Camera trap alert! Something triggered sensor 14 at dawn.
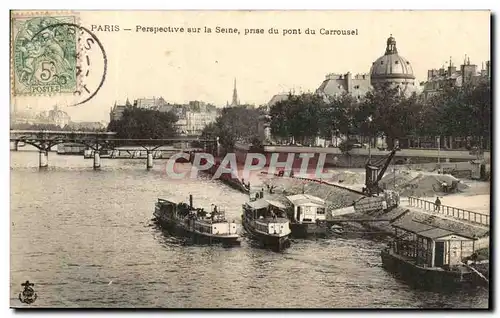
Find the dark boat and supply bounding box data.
[242,198,291,251]
[57,143,86,155]
[381,209,489,289]
[154,195,241,245]
[189,155,250,194]
[381,247,476,288]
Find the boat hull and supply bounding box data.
[381,249,474,289]
[290,221,327,238]
[242,216,290,251]
[154,215,240,246]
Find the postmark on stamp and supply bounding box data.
[12,13,79,96]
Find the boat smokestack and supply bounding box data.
[189,194,193,209]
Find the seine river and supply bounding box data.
[10,150,489,308]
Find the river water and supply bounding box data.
[10,151,489,308]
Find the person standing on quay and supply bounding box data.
[434,197,441,212]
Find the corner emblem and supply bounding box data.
[18,280,37,304]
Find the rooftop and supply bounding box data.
[286,194,325,206]
[391,209,490,239]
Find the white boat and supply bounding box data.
[242,198,292,251]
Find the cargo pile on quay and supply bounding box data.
[380,171,470,197]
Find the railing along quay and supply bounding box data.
[408,197,489,226]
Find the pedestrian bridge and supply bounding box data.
[10,130,214,142]
[10,130,218,169]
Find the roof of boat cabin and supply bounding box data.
[246,198,287,210]
[416,227,456,240]
[286,194,325,207]
[391,210,489,240]
[157,198,177,205]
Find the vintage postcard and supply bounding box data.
[10,10,491,309]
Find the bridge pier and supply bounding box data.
[147,152,153,169]
[93,151,101,170]
[39,150,48,168]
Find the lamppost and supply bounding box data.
[393,167,397,188]
[437,135,441,172]
[367,116,373,161]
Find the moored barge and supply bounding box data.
[381,209,490,289]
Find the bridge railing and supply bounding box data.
[407,197,489,226]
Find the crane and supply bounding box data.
[363,146,400,196]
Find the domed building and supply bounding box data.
[370,35,417,95]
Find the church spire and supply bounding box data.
[231,78,239,106]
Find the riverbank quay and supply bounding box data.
[233,143,490,169]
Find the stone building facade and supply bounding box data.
[316,72,371,101]
[421,58,490,101]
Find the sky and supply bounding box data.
[11,10,491,122]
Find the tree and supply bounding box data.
[355,83,423,148]
[270,93,326,144]
[467,80,491,149]
[420,79,491,149]
[200,106,262,151]
[107,106,178,139]
[320,93,358,140]
[338,139,354,154]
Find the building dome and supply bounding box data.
[370,35,415,90]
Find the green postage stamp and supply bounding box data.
[11,13,78,96]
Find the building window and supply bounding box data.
[395,60,399,64]
[381,61,384,65]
